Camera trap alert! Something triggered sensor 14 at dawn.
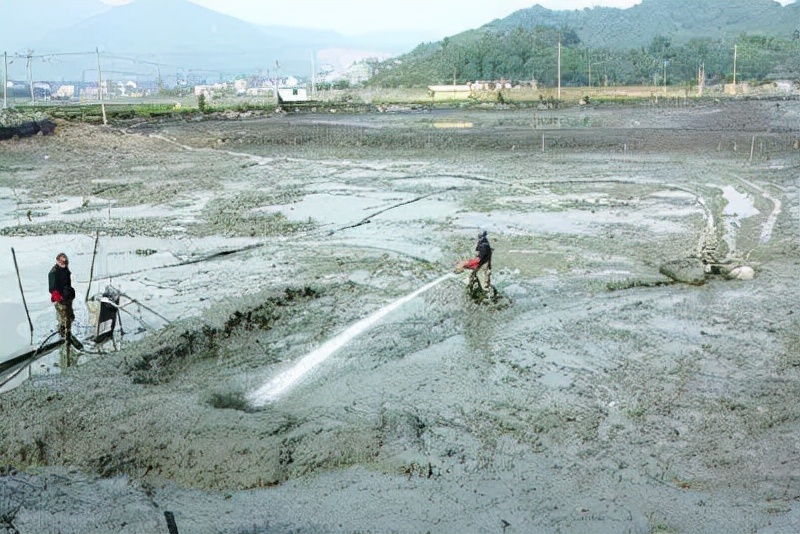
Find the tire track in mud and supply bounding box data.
[495,176,719,260]
[508,174,782,263]
[734,176,783,245]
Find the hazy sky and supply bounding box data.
[102,0,795,38]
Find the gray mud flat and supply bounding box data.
[1,100,799,533]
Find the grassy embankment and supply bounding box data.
[2,84,772,125]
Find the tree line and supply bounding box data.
[366,26,800,89]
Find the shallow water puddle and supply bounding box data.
[455,206,691,237]
[721,185,759,252]
[255,193,395,225]
[0,233,258,360]
[722,185,759,218]
[0,192,17,222]
[259,191,462,226]
[0,193,212,231]
[432,122,474,129]
[539,371,573,389]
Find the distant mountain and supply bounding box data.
[17,0,311,82]
[0,0,433,84]
[0,0,110,53]
[4,0,797,86]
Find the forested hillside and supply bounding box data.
[367,0,800,88]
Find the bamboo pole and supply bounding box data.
[85,230,100,302]
[11,247,34,345]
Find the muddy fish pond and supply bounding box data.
[0,99,798,533]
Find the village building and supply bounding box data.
[427,85,472,101]
[277,86,309,103]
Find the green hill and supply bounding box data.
[368,0,800,88]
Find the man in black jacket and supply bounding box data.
[48,252,76,339]
[455,231,493,292]
[472,230,493,290]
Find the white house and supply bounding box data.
[278,86,308,102]
[55,85,75,99]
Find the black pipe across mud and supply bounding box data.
[0,100,798,533]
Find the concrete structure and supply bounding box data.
[767,80,794,93]
[194,82,229,99]
[277,86,308,103]
[245,87,273,97]
[724,82,751,95]
[428,85,471,101]
[55,85,75,99]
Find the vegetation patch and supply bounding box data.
[199,192,316,238]
[606,279,672,291]
[0,217,181,238]
[206,390,250,412]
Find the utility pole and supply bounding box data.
[310,49,316,100]
[26,51,34,104]
[587,48,591,88]
[96,47,107,125]
[663,60,667,95]
[698,62,705,97]
[275,60,281,105]
[557,39,561,100]
[732,44,738,92]
[3,51,7,109]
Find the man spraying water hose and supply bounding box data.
[455,230,493,292]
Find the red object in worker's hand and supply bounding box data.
[51,290,62,303]
[454,257,481,273]
[462,257,480,270]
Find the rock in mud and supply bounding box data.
[659,258,707,285]
[726,265,756,280]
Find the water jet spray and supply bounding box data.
[247,273,455,406]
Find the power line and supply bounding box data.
[9,51,95,60]
[102,54,181,69]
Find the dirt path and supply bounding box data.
[1,100,798,533]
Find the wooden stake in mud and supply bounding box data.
[85,230,100,302]
[64,317,72,365]
[11,247,34,344]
